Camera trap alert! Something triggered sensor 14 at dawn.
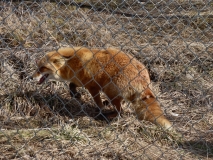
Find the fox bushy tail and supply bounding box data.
[133,95,172,129]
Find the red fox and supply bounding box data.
[32,47,172,129]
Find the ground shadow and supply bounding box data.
[0,90,113,126]
[181,140,213,158]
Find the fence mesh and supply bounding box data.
[0,0,212,159]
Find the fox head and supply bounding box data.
[32,51,68,84]
[32,47,90,84]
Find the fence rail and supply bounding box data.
[0,0,212,159]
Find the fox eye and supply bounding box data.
[53,59,60,64]
[39,66,48,72]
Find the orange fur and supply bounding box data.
[32,47,172,129]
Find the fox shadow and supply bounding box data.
[181,140,213,158]
[24,92,97,118]
[19,90,111,122]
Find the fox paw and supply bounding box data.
[94,109,122,122]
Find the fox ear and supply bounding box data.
[61,55,71,58]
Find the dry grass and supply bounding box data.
[0,1,212,159]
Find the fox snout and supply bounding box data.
[31,66,51,84]
[32,71,49,84]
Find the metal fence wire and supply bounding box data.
[0,0,212,159]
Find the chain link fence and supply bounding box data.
[0,0,212,159]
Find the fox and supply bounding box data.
[32,47,172,130]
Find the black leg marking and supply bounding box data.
[69,83,81,99]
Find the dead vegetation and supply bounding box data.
[0,0,212,159]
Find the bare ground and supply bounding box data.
[0,1,212,159]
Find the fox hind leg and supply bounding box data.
[103,98,123,119]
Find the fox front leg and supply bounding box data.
[69,82,81,99]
